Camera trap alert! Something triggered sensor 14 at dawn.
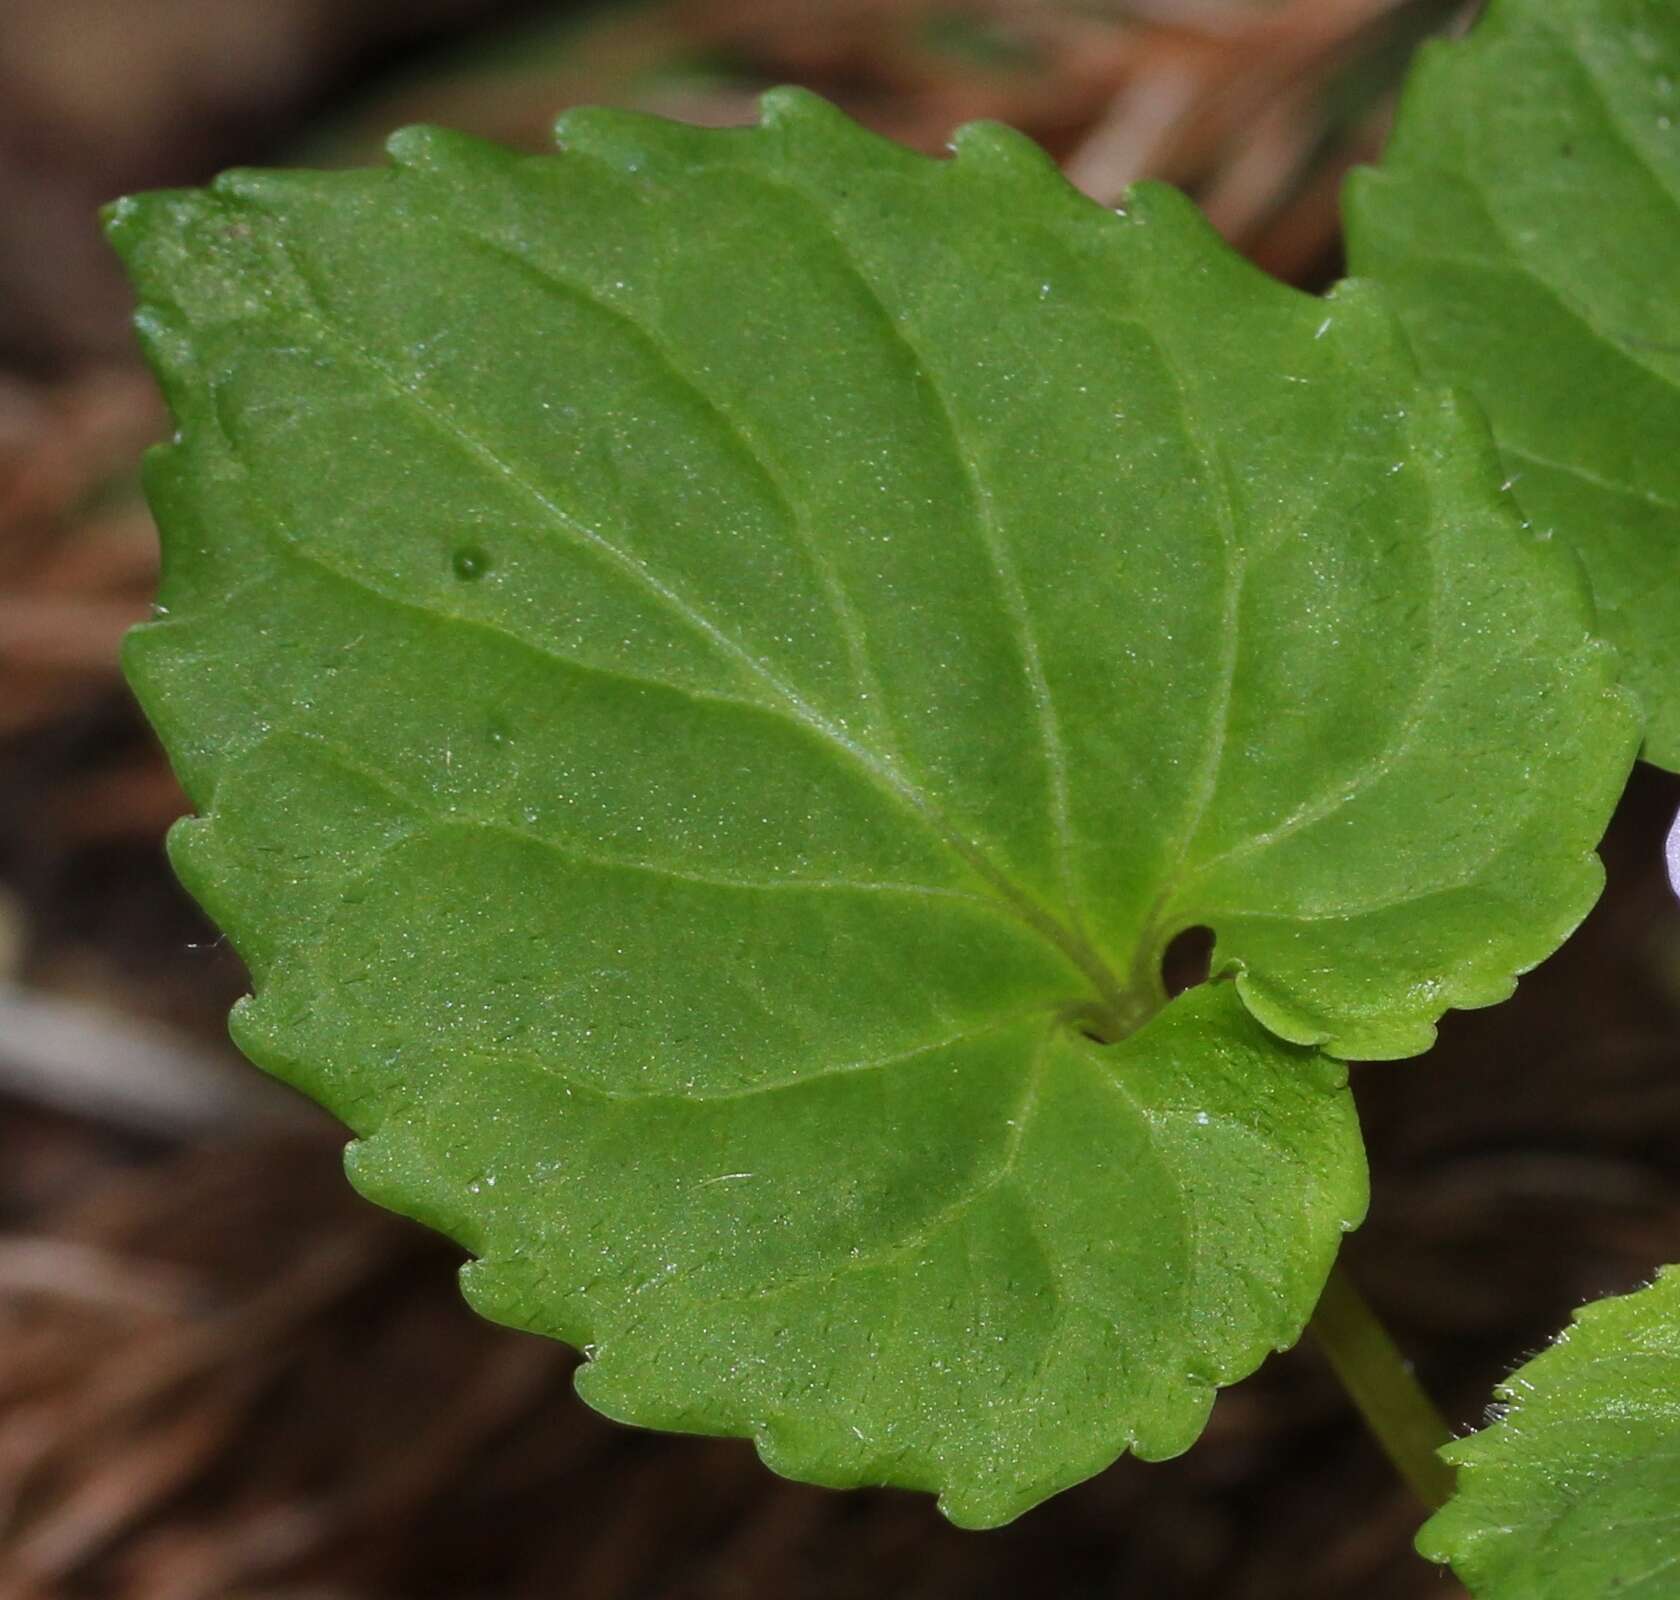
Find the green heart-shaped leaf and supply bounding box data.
[1348,0,1680,769]
[1420,1268,1680,1597]
[108,92,1635,1524]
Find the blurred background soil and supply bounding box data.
[2,2,1677,1596]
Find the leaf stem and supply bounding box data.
[1309,1261,1457,1513]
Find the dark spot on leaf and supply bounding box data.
[453,544,492,581]
[1161,925,1214,999]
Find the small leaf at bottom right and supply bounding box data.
[1420,1266,1680,1598]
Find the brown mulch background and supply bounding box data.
[3,3,1677,1596]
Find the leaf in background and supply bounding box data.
[107,91,1634,1524]
[1419,1267,1680,1596]
[1346,0,1680,770]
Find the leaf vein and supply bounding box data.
[728,167,1082,927]
[442,221,902,755]
[1504,442,1680,519]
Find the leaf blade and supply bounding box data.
[1347,0,1680,769]
[1419,1268,1680,1597]
[110,92,1635,1522]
